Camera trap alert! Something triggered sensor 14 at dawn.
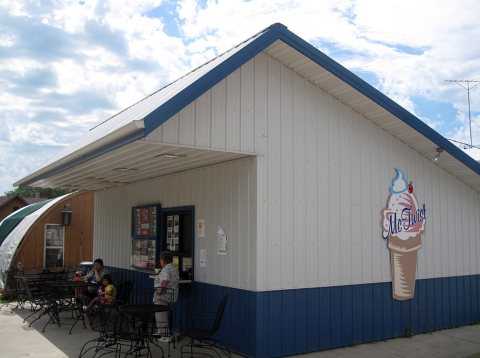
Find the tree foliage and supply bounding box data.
[3,187,73,199]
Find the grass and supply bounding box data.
[350,339,361,347]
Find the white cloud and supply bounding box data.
[1,0,480,195]
[450,112,480,147]
[170,0,480,114]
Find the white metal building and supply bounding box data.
[14,24,480,357]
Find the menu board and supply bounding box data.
[131,239,156,268]
[132,205,158,237]
[166,215,180,251]
[131,204,160,269]
[174,215,179,251]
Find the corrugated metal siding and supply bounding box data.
[144,50,480,292]
[93,157,257,291]
[252,54,480,291]
[257,275,480,358]
[145,60,258,154]
[101,269,480,358]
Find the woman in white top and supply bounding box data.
[153,251,179,343]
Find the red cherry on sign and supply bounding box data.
[408,182,413,194]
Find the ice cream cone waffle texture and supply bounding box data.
[388,234,421,300]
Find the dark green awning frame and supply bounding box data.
[0,199,53,247]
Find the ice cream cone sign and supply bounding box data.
[382,169,426,300]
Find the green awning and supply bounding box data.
[0,199,53,246]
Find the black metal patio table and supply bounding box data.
[52,280,100,334]
[121,304,171,358]
[14,274,63,303]
[14,273,60,281]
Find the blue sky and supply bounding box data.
[1,0,479,195]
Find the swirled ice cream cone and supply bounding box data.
[382,169,426,301]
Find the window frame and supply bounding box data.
[44,224,65,268]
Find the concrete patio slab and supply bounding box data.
[2,302,480,358]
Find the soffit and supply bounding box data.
[27,142,255,192]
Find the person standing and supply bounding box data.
[153,251,179,343]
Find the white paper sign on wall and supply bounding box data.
[200,249,207,267]
[217,226,227,255]
[198,220,205,238]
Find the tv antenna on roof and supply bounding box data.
[444,79,480,148]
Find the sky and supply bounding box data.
[1,0,479,195]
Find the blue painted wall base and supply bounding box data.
[106,266,480,358]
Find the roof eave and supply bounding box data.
[13,120,145,188]
[0,195,29,209]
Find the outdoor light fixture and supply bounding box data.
[433,147,444,162]
[62,205,72,226]
[96,181,124,186]
[155,153,186,159]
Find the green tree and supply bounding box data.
[3,187,73,199]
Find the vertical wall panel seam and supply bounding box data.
[192,98,197,148]
[279,63,284,289]
[224,79,228,150]
[302,76,307,289]
[208,88,212,148]
[239,67,243,153]
[265,55,269,290]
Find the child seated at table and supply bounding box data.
[84,274,117,312]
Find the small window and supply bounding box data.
[13,206,19,212]
[45,224,65,268]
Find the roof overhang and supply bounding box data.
[23,141,256,191]
[14,120,145,188]
[13,23,480,192]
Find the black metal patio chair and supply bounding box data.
[115,279,135,306]
[64,264,76,278]
[80,302,135,358]
[0,269,26,312]
[144,287,176,356]
[20,278,61,332]
[109,272,124,286]
[177,294,231,358]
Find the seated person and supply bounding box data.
[84,274,117,312]
[76,258,109,305]
[153,251,179,343]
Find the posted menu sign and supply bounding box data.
[131,239,156,268]
[131,204,160,269]
[132,205,158,237]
